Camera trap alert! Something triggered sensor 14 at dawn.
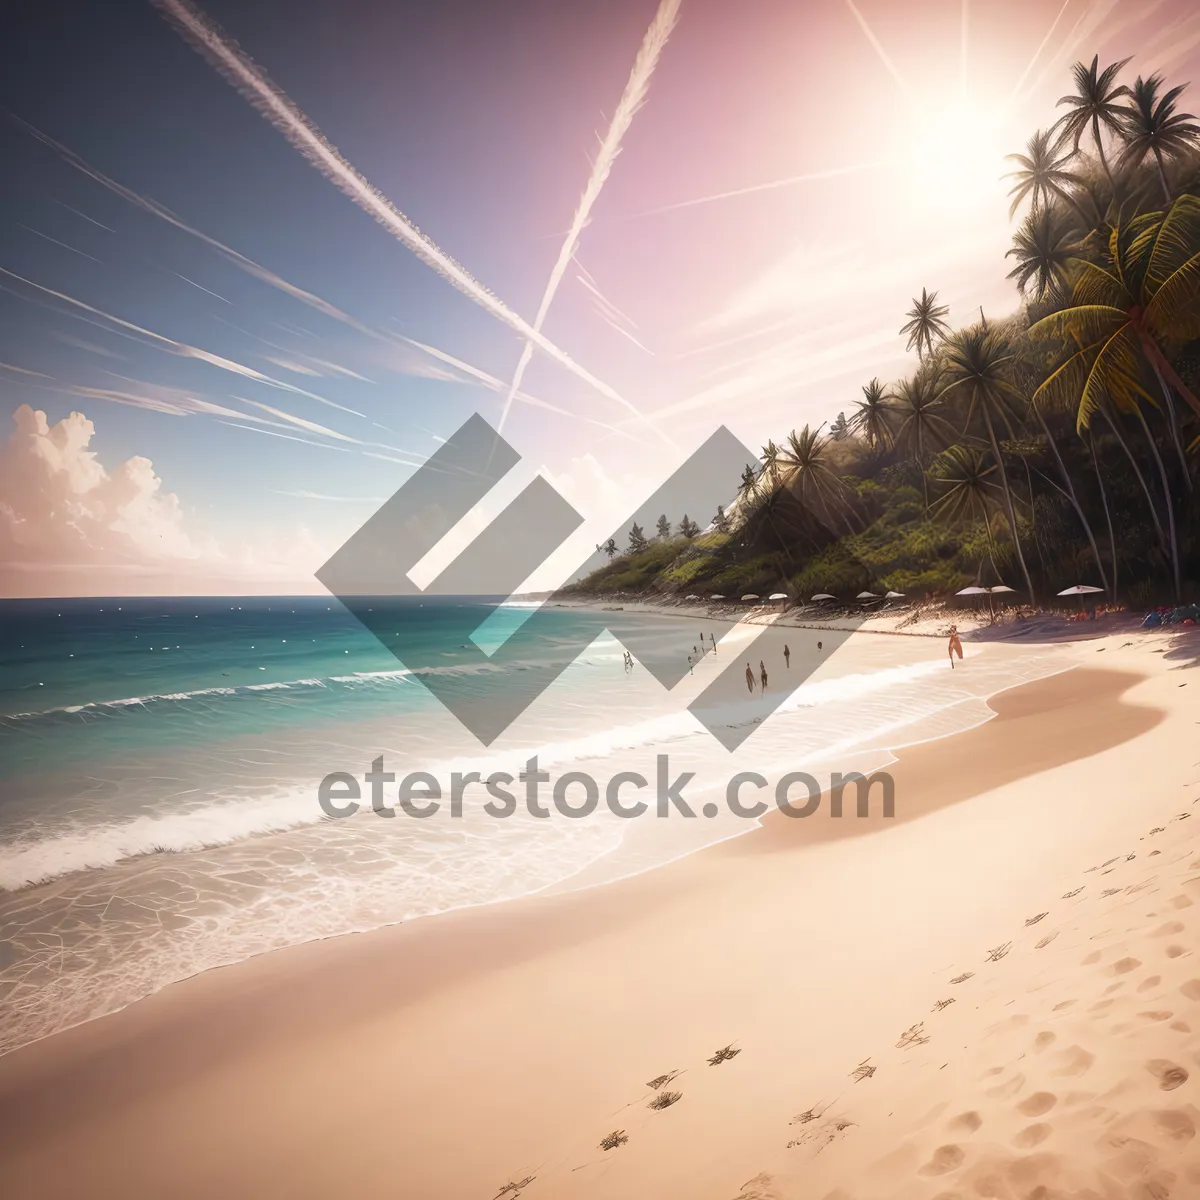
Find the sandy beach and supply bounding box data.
[1,626,1197,1199]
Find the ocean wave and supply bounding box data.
[0,787,328,892]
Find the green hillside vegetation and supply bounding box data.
[568,56,1200,608]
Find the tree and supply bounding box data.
[713,504,731,533]
[1005,129,1091,225]
[1116,73,1200,202]
[1030,199,1200,599]
[603,537,618,559]
[778,425,857,535]
[627,523,648,554]
[900,288,951,360]
[1006,207,1078,302]
[677,514,700,538]
[939,323,1037,600]
[1051,55,1130,184]
[829,411,850,440]
[850,377,895,449]
[1030,196,1200,449]
[892,367,956,505]
[930,444,1004,582]
[655,514,672,540]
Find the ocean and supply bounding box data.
[0,596,1071,1056]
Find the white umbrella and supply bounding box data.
[956,586,988,595]
[884,590,906,599]
[741,593,761,602]
[810,593,837,602]
[710,594,726,600]
[856,591,880,600]
[768,592,788,601]
[1058,583,1104,615]
[684,594,700,600]
[988,585,1017,594]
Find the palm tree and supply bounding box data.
[1051,55,1130,184]
[1006,207,1078,302]
[1030,196,1200,455]
[929,444,1004,583]
[778,425,857,536]
[938,324,1037,600]
[892,367,956,505]
[1116,74,1200,202]
[1005,129,1092,226]
[899,288,951,360]
[849,377,895,449]
[758,439,784,497]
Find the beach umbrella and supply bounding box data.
[884,590,906,599]
[741,593,761,602]
[710,594,726,600]
[956,586,988,595]
[988,585,1017,594]
[856,591,880,600]
[810,593,837,602]
[1057,583,1104,615]
[768,592,788,601]
[684,594,699,600]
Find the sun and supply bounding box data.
[900,96,1013,220]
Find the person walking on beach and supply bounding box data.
[783,644,791,669]
[759,660,769,692]
[817,640,823,651]
[745,661,755,693]
[687,653,694,675]
[947,624,963,669]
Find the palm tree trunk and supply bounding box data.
[1129,403,1183,601]
[1033,406,1108,590]
[981,406,1036,601]
[1101,406,1168,551]
[1092,116,1115,186]
[1145,356,1194,489]
[1088,433,1118,601]
[1153,148,1172,203]
[1141,334,1200,421]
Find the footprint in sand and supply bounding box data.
[1166,945,1189,958]
[1049,1045,1095,1077]
[1146,1059,1190,1090]
[1170,893,1194,909]
[1017,1091,1057,1117]
[1179,979,1200,1001]
[1032,1031,1056,1052]
[946,1110,983,1134]
[1012,1122,1053,1148]
[1111,956,1142,975]
[1138,974,1163,992]
[917,1143,965,1176]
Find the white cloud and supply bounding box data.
[0,405,325,596]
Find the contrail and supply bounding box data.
[843,0,917,104]
[0,266,363,417]
[17,224,101,263]
[637,160,888,215]
[152,0,646,425]
[575,266,639,330]
[1008,0,1072,106]
[497,0,681,433]
[9,113,609,431]
[403,337,634,439]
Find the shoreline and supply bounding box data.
[2,630,1194,1198]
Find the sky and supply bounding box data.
[2,0,1200,597]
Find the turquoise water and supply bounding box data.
[0,595,1072,1056]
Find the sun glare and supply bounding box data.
[901,97,1010,218]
